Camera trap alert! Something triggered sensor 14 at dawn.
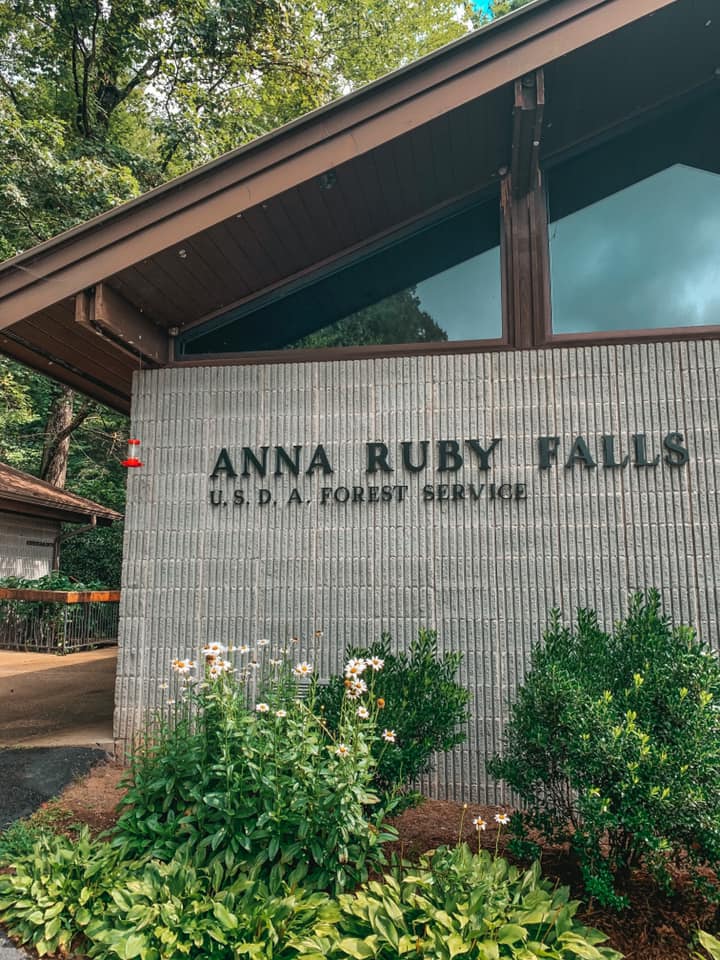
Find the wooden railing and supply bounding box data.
[0,588,120,653]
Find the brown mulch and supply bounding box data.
[10,763,720,959]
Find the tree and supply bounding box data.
[291,289,448,349]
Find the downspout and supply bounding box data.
[52,514,97,571]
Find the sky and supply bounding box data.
[550,164,720,333]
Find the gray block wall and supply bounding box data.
[0,513,58,580]
[117,340,720,801]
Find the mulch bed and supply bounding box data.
[7,762,720,959]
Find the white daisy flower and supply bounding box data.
[255,702,270,713]
[293,662,313,677]
[367,656,384,671]
[202,642,226,657]
[275,709,287,718]
[494,812,510,826]
[473,817,487,831]
[336,743,350,758]
[239,644,250,655]
[344,657,367,678]
[171,658,195,675]
[382,728,396,743]
[258,638,270,647]
[357,706,370,719]
[269,658,283,666]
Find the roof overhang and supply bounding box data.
[0,0,716,411]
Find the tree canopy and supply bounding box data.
[0,0,532,586]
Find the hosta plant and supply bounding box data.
[292,844,622,959]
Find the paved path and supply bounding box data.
[0,930,28,959]
[0,648,116,748]
[0,746,107,829]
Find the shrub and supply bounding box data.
[292,844,622,959]
[315,629,469,806]
[113,645,396,895]
[489,591,720,909]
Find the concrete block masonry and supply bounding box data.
[116,340,720,802]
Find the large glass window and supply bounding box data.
[549,97,720,336]
[179,198,501,356]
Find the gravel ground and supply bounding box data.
[0,929,28,959]
[0,746,108,830]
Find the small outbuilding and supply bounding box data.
[0,462,122,579]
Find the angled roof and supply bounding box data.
[0,0,714,410]
[0,462,123,526]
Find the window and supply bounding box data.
[178,198,501,356]
[548,98,720,336]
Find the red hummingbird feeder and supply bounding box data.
[122,438,143,468]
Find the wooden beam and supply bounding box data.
[501,172,551,349]
[74,283,168,363]
[511,69,544,198]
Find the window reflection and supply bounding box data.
[550,163,720,334]
[290,244,501,349]
[180,199,501,356]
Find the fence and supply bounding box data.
[0,588,120,654]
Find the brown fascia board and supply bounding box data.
[0,0,677,330]
[0,498,119,526]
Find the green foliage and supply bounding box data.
[290,289,449,349]
[293,844,622,959]
[490,591,720,909]
[59,524,125,589]
[0,357,127,587]
[0,828,121,956]
[315,630,469,806]
[83,860,338,960]
[0,829,337,959]
[0,816,62,863]
[0,100,141,261]
[113,652,396,896]
[0,571,107,590]
[488,0,535,18]
[696,931,720,960]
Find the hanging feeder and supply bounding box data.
[122,438,143,468]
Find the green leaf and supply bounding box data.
[212,902,238,929]
[497,924,529,945]
[122,933,146,959]
[698,931,720,960]
[337,938,376,958]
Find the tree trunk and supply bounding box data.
[40,387,74,487]
[40,386,92,487]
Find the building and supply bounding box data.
[0,0,717,798]
[0,462,122,579]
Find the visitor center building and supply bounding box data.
[0,0,718,799]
